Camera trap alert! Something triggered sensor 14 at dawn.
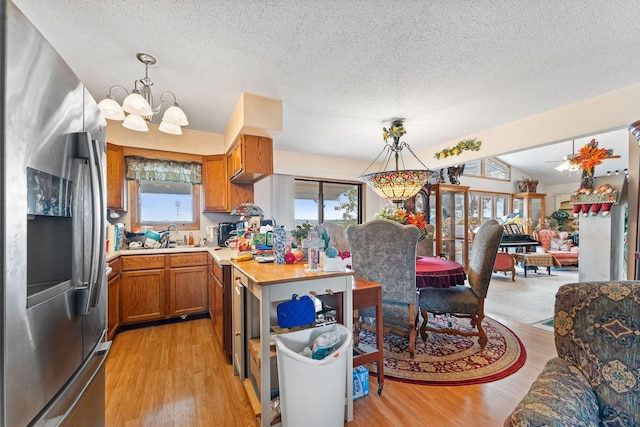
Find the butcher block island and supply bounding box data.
[229,259,355,426]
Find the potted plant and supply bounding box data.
[550,209,570,230]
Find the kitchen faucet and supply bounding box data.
[167,224,179,245]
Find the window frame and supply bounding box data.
[294,178,363,226]
[464,158,511,181]
[129,180,201,231]
[123,147,203,232]
[468,190,511,225]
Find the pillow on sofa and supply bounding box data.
[550,238,571,251]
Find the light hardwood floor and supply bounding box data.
[106,316,555,427]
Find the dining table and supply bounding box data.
[415,256,467,289]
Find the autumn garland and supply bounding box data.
[434,138,482,159]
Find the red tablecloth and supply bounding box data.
[415,256,466,289]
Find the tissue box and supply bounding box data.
[322,257,345,272]
[353,366,369,400]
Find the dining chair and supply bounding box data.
[418,219,503,348]
[347,218,421,357]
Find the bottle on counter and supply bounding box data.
[188,233,194,246]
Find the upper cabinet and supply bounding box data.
[106,143,126,211]
[203,154,253,212]
[227,135,273,183]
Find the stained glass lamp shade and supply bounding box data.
[359,120,430,205]
[360,169,431,204]
[230,202,265,217]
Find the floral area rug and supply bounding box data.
[356,315,526,386]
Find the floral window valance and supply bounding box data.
[125,156,202,184]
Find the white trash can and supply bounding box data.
[273,323,352,427]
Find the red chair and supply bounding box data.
[493,252,515,281]
[534,229,579,266]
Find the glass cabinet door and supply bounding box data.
[430,184,469,270]
[512,192,546,235]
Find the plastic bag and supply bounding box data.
[310,330,341,360]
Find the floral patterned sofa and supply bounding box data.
[534,228,579,266]
[504,281,640,427]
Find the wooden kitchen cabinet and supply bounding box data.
[106,142,126,211]
[208,255,215,325]
[203,154,253,212]
[107,258,121,340]
[120,268,166,324]
[209,253,232,361]
[169,266,208,316]
[168,253,208,316]
[227,134,273,183]
[120,254,166,324]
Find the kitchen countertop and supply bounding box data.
[230,259,354,285]
[106,246,237,265]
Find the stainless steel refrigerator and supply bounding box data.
[1,1,110,426]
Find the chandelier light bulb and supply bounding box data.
[162,104,189,126]
[159,120,182,135]
[97,97,125,120]
[122,113,149,132]
[122,91,152,116]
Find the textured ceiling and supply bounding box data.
[11,0,639,184]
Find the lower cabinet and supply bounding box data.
[107,258,121,340]
[118,252,208,327]
[169,266,208,316]
[210,254,232,361]
[120,268,166,324]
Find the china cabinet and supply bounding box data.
[429,184,469,270]
[512,192,546,235]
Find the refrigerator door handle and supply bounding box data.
[76,132,104,314]
[30,341,111,427]
[89,137,107,309]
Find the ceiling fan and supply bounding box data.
[550,140,580,172]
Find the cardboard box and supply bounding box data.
[248,338,278,393]
[353,366,369,400]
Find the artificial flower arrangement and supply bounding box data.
[375,206,433,239]
[382,123,406,141]
[434,138,482,159]
[574,139,611,175]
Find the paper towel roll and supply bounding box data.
[107,224,116,254]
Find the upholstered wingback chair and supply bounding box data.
[534,228,579,266]
[347,219,420,356]
[505,281,640,427]
[419,220,503,348]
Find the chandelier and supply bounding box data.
[97,52,188,135]
[358,119,430,205]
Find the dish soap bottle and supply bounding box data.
[188,233,194,246]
